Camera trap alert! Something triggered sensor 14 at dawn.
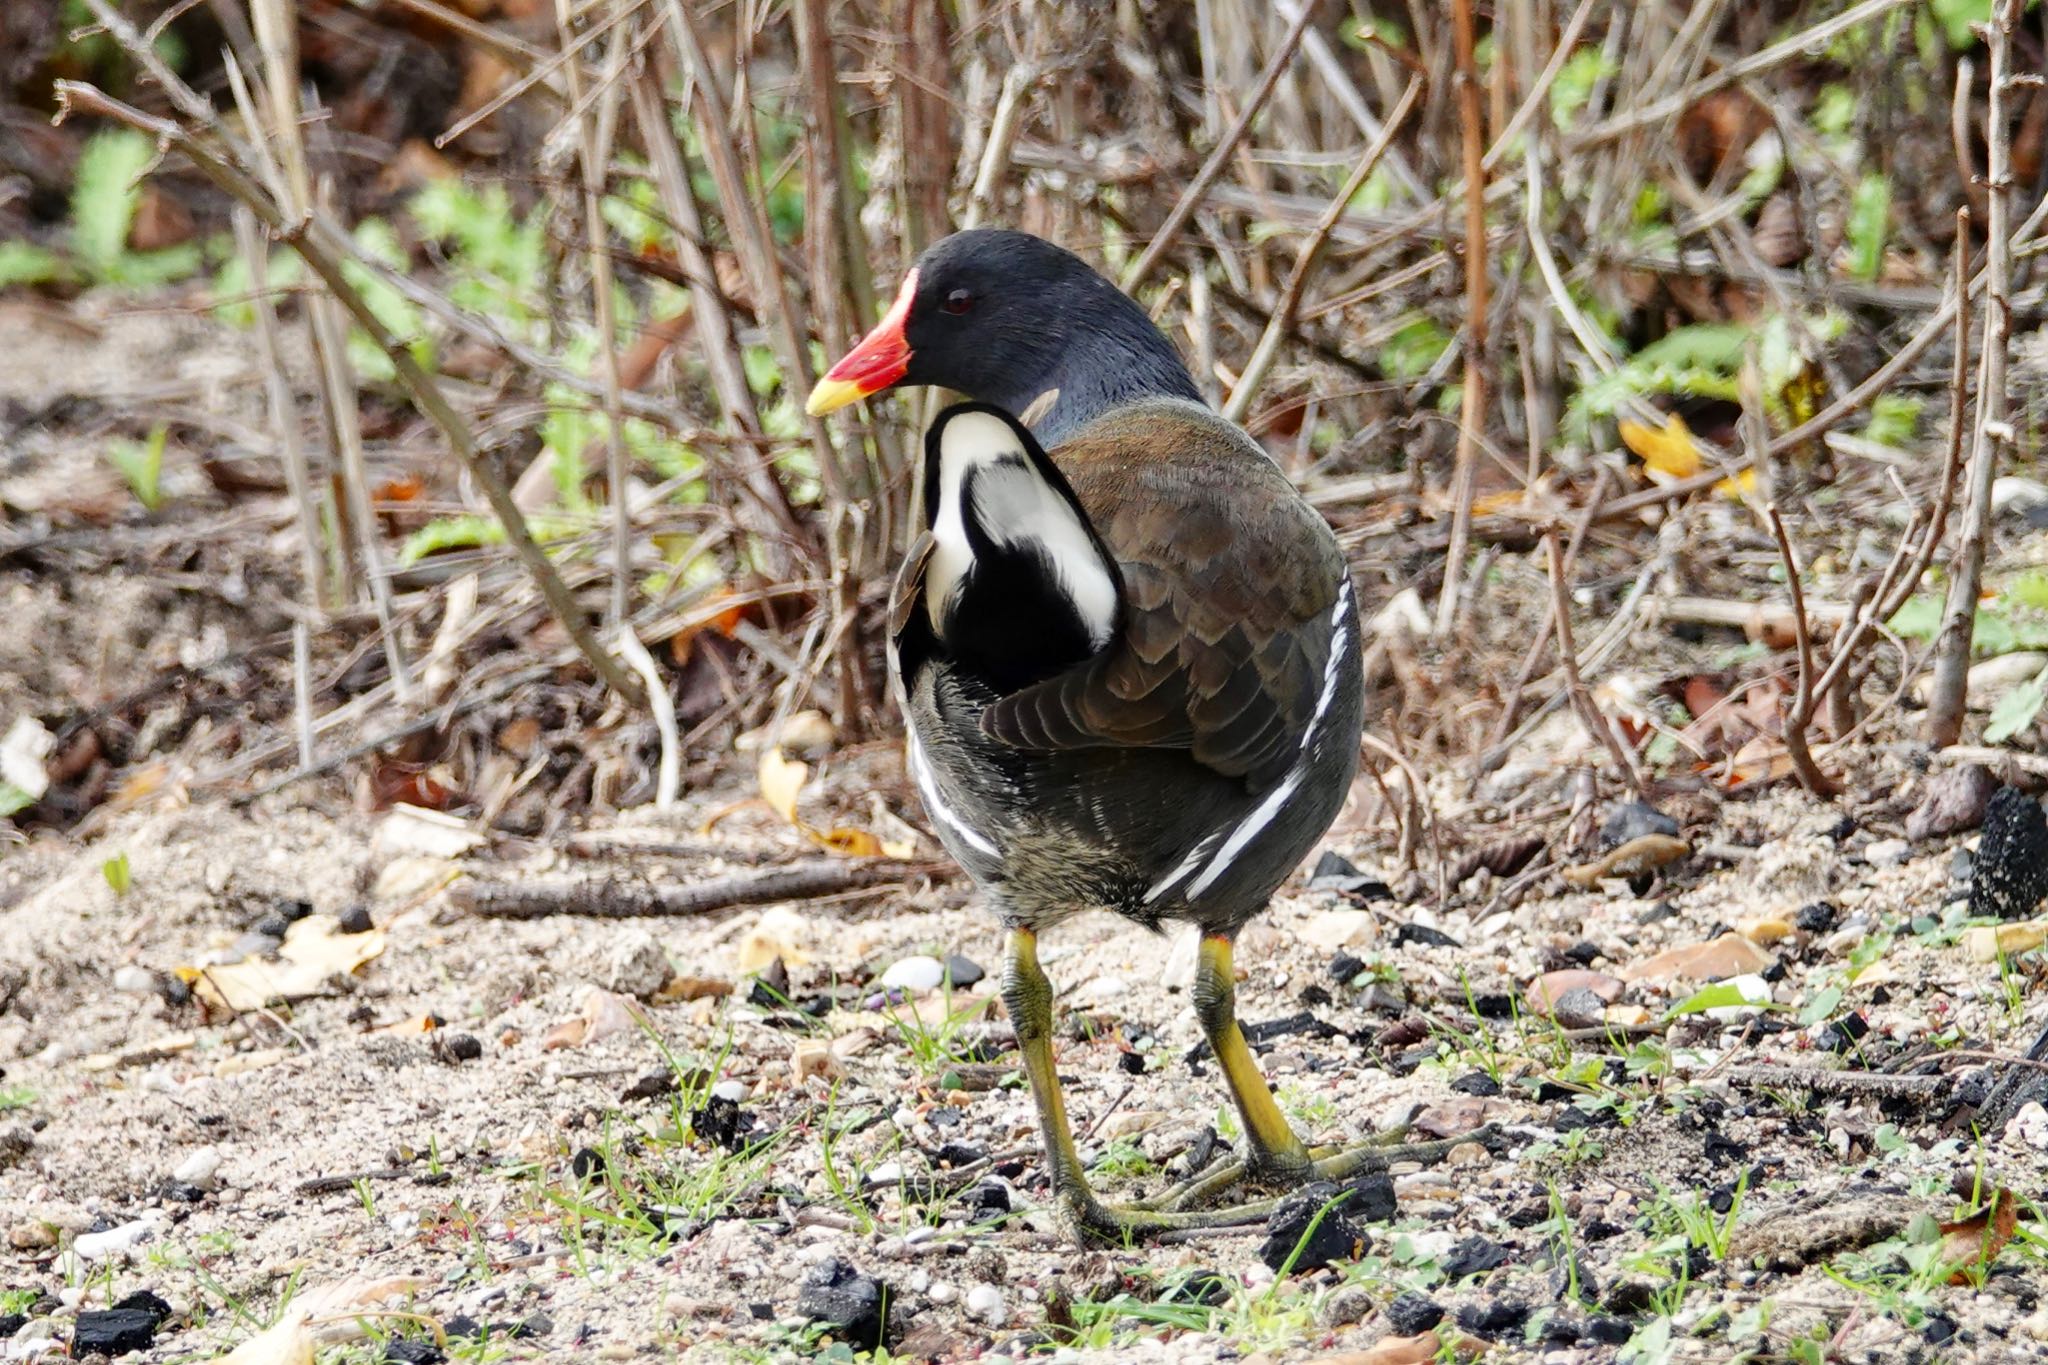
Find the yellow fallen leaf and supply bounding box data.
[202,1311,313,1365]
[814,826,883,857]
[1620,414,1703,479]
[189,916,387,1013]
[758,746,808,825]
[1716,466,1759,500]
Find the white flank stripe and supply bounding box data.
[907,730,1000,859]
[1148,577,1355,904]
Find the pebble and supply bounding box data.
[606,930,673,1001]
[943,954,985,989]
[710,1080,749,1103]
[112,966,156,995]
[7,1221,54,1250]
[2006,1101,2048,1152]
[1301,909,1379,951]
[73,1216,157,1262]
[929,1281,957,1305]
[1823,920,1871,956]
[965,1284,1008,1328]
[797,1257,889,1352]
[880,956,946,993]
[172,1147,222,1190]
[1443,1141,1490,1167]
[1862,837,1911,867]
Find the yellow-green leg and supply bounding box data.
[1190,933,1313,1181]
[1137,932,1495,1213]
[1001,928,1283,1241]
[1001,927,1489,1239]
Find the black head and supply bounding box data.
[808,228,1201,444]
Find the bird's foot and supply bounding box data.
[1134,1124,1497,1214]
[1052,1188,1277,1245]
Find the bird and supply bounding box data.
[807,228,1438,1242]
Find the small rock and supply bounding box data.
[1440,1234,1509,1279]
[2006,1101,2048,1152]
[1794,901,1837,932]
[112,966,156,995]
[440,1033,482,1062]
[172,1148,221,1190]
[1393,922,1461,949]
[1600,801,1680,848]
[1348,1173,1398,1223]
[1259,1182,1371,1273]
[1443,1141,1489,1167]
[881,956,947,993]
[792,1040,843,1084]
[1861,837,1911,867]
[1822,918,1871,956]
[1737,917,1793,945]
[1816,1012,1871,1055]
[797,1257,890,1351]
[74,1216,156,1261]
[1908,763,1999,840]
[8,1220,55,1249]
[1972,787,2048,920]
[72,1308,159,1356]
[606,930,673,1001]
[964,1284,1008,1328]
[1383,1291,1446,1335]
[942,955,985,989]
[0,1313,24,1338]
[1302,909,1380,952]
[1525,970,1624,1017]
[0,1125,33,1171]
[335,904,375,935]
[962,1180,1010,1219]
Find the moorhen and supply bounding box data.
[809,229,1447,1241]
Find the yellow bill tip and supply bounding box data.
[805,376,866,417]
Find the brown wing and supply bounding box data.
[977,402,1348,793]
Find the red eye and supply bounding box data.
[942,289,973,315]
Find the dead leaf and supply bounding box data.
[542,988,645,1051]
[654,975,733,1003]
[814,826,884,857]
[1621,414,1704,480]
[1561,834,1689,886]
[187,917,387,1012]
[1621,932,1773,984]
[1317,1329,1489,1363]
[298,1275,430,1339]
[1965,921,2048,962]
[202,1312,314,1365]
[1939,1190,2018,1282]
[758,746,809,825]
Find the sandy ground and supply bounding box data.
[3,762,2047,1365]
[6,300,2048,1365]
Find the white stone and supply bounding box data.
[2006,1101,2048,1152]
[880,956,946,992]
[172,1147,221,1189]
[965,1284,1008,1328]
[73,1215,157,1261]
[1862,838,1911,867]
[606,930,673,1001]
[929,1281,958,1305]
[112,966,155,995]
[710,1080,749,1103]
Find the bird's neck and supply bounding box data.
[989,296,1203,447]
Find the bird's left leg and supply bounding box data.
[1140,931,1489,1213]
